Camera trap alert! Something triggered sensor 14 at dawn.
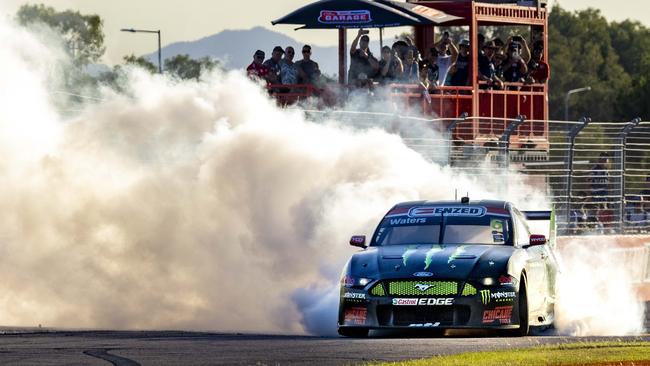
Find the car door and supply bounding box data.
[513,210,546,313]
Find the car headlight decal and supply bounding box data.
[461,282,477,296]
[370,283,386,296]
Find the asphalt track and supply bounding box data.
[0,329,648,365]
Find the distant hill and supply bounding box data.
[144,26,380,77]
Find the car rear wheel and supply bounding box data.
[338,327,369,338]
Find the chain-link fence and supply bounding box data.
[304,110,649,237]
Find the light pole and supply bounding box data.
[564,86,591,121]
[121,28,162,73]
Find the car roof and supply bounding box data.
[392,199,511,210]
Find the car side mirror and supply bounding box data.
[528,234,546,246]
[350,235,367,248]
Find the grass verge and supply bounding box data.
[374,341,650,366]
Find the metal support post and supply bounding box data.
[499,115,525,170]
[618,117,642,233]
[564,117,590,224]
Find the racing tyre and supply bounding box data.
[338,327,369,338]
[514,276,529,336]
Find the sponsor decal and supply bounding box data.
[408,206,486,218]
[389,217,426,225]
[480,290,490,305]
[480,290,516,305]
[392,298,454,306]
[402,245,418,266]
[447,245,467,264]
[344,307,367,325]
[498,275,517,286]
[342,276,355,287]
[491,291,516,300]
[318,10,372,24]
[415,283,434,292]
[409,322,440,327]
[482,306,513,324]
[343,292,366,300]
[490,219,504,231]
[424,245,443,270]
[413,271,433,277]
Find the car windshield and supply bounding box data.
[373,207,511,246]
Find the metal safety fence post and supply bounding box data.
[564,117,590,224]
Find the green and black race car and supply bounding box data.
[338,198,557,337]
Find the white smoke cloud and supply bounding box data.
[554,238,646,336]
[0,14,643,337]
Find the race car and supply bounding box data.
[338,198,557,337]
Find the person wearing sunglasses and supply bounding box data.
[280,46,299,86]
[295,45,321,86]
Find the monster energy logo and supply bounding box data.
[480,290,490,305]
[447,245,467,264]
[424,245,443,270]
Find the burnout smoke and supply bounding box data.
[554,238,646,336]
[0,16,643,337]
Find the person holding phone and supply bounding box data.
[432,31,458,86]
[349,28,379,85]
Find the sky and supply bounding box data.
[1,0,649,65]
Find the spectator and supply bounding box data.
[641,175,650,200]
[478,41,503,89]
[526,43,550,84]
[263,46,284,83]
[589,153,610,202]
[377,45,403,85]
[349,29,379,85]
[597,202,614,233]
[295,45,322,86]
[279,46,299,86]
[478,33,485,55]
[449,39,471,86]
[502,42,528,83]
[433,32,458,86]
[569,192,588,233]
[504,35,531,63]
[392,40,409,62]
[403,36,421,62]
[422,48,440,88]
[401,48,419,83]
[625,196,645,229]
[246,50,270,81]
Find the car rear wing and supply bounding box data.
[522,211,551,220]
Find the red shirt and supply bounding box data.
[528,60,550,83]
[246,62,269,80]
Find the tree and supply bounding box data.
[163,54,219,80]
[123,54,158,74]
[16,4,105,65]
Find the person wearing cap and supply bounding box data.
[449,39,472,86]
[503,41,528,83]
[526,42,550,84]
[478,41,503,89]
[349,29,379,85]
[246,50,270,81]
[263,46,285,83]
[432,31,458,86]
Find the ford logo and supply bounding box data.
[413,272,433,277]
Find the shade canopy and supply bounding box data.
[271,0,460,29]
